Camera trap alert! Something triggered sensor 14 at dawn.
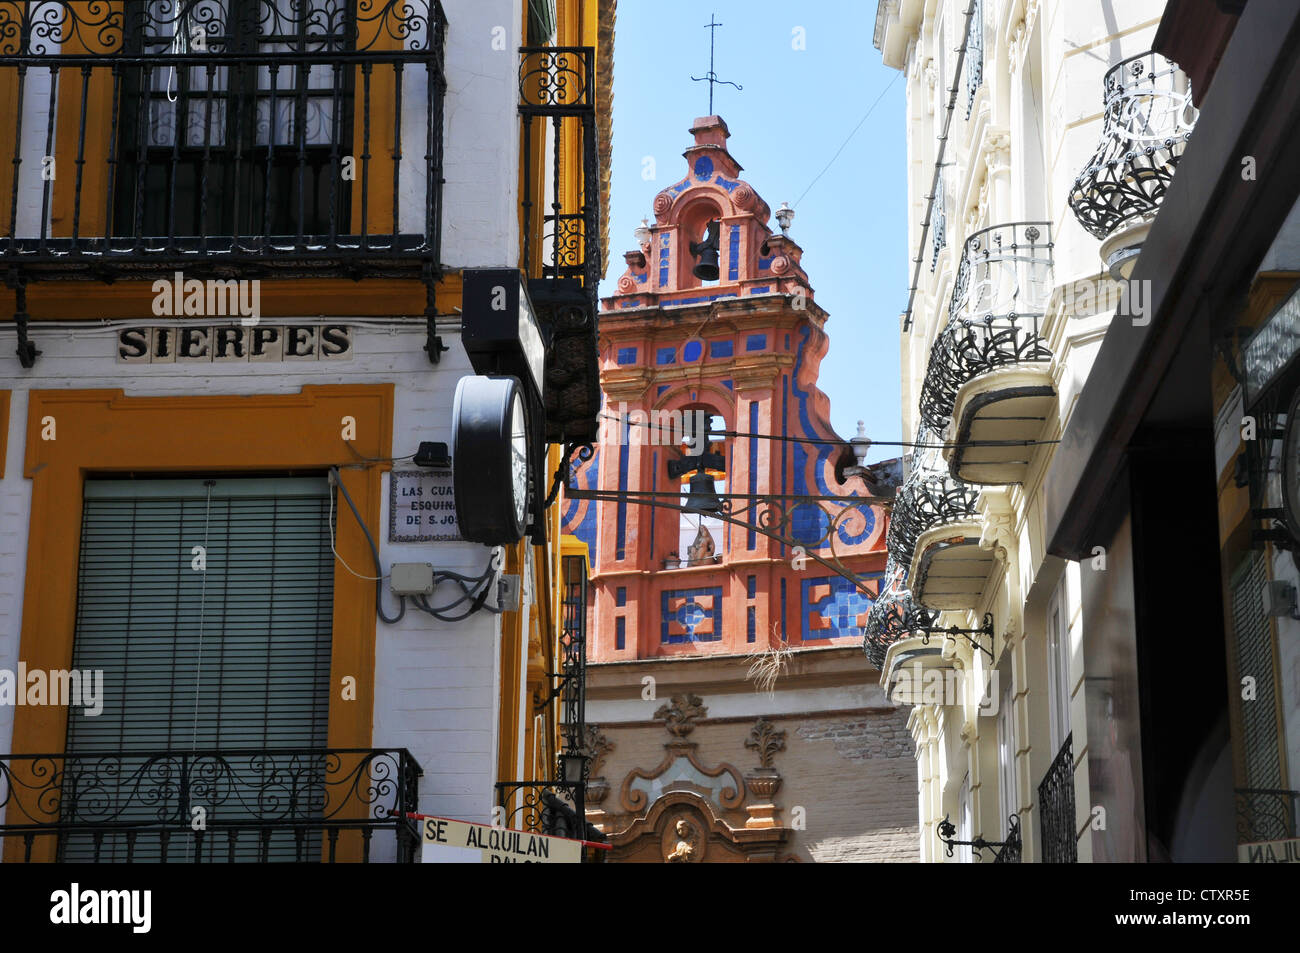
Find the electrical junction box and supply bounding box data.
[497,574,521,612]
[390,562,434,596]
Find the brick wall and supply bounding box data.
[590,703,919,863]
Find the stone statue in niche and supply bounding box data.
[686,523,716,566]
[665,817,701,862]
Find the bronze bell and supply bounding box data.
[682,471,722,514]
[689,219,721,281]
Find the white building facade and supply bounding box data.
[870,0,1190,862]
[0,0,614,862]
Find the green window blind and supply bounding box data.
[61,477,335,861]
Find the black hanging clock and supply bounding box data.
[452,375,531,545]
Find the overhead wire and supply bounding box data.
[596,412,1060,452]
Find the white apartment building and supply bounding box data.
[869,0,1194,862]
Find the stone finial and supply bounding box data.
[655,693,708,738]
[744,717,787,769]
[689,115,730,147]
[581,724,614,778]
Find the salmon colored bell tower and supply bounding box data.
[562,116,890,662]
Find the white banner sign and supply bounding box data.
[419,815,583,864]
[1238,838,1300,863]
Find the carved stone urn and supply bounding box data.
[744,768,783,830]
[745,768,783,800]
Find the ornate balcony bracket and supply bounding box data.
[925,614,994,661]
[4,270,39,368]
[864,580,993,666]
[937,812,1021,863]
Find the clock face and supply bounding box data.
[510,393,529,531]
[451,375,532,545]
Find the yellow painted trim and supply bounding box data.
[496,540,526,786]
[0,273,462,320]
[351,13,400,237]
[6,384,391,862]
[51,1,121,239]
[0,7,21,242]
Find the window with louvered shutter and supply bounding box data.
[60,477,334,861]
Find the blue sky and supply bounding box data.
[603,0,908,464]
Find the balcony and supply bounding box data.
[0,0,447,364]
[919,222,1054,485]
[863,558,923,670]
[519,46,602,443]
[886,434,984,611]
[494,551,605,858]
[0,747,423,862]
[1235,788,1299,847]
[1069,51,1196,278]
[1038,734,1077,863]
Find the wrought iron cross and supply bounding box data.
[691,14,742,114]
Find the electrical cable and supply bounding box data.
[328,474,384,581]
[330,466,405,624]
[793,72,901,209]
[332,465,505,624]
[411,557,501,622]
[344,444,421,465]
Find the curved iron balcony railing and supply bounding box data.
[1069,51,1197,240]
[884,431,980,570]
[864,558,929,669]
[0,747,424,863]
[918,222,1054,435]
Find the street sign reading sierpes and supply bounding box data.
[419,815,583,864]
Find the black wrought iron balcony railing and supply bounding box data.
[0,747,423,862]
[1038,734,1077,863]
[919,222,1054,435]
[1069,51,1196,241]
[490,552,604,858]
[495,780,602,843]
[519,46,602,444]
[1,0,447,277]
[863,558,927,669]
[1235,787,1299,845]
[557,551,588,774]
[885,433,980,570]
